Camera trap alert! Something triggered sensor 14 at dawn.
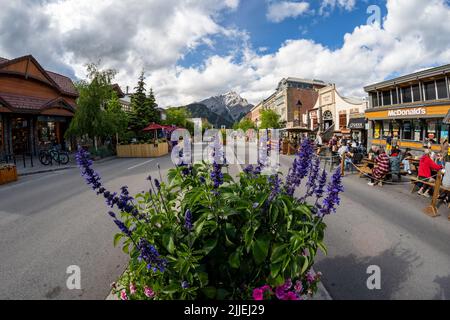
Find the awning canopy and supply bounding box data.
[348,118,366,130]
[143,123,165,131]
[443,110,450,124]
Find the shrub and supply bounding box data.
[76,139,343,300]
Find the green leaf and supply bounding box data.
[270,262,282,278]
[202,238,218,255]
[229,249,241,269]
[301,255,309,274]
[202,287,217,299]
[162,233,175,254]
[252,236,270,265]
[197,272,209,287]
[317,241,328,255]
[271,244,288,264]
[113,233,123,247]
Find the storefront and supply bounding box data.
[366,104,450,151]
[0,55,78,157]
[348,117,367,145]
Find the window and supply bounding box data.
[374,121,382,139]
[371,92,379,107]
[403,121,412,140]
[382,120,391,138]
[401,86,412,103]
[426,120,438,144]
[0,115,3,152]
[339,113,347,129]
[436,79,448,99]
[412,84,421,102]
[413,120,423,141]
[424,81,436,100]
[382,91,391,106]
[392,89,398,105]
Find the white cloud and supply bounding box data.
[0,0,450,109]
[319,0,357,16]
[266,1,310,23]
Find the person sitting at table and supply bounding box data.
[368,147,390,187]
[417,148,443,198]
[401,149,413,175]
[390,146,402,182]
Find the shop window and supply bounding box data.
[401,86,412,103]
[424,81,436,100]
[440,124,449,143]
[413,120,422,142]
[426,120,438,144]
[382,120,390,139]
[374,121,382,139]
[392,89,398,105]
[436,79,448,99]
[412,84,421,102]
[402,121,412,140]
[382,91,391,106]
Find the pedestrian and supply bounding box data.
[416,149,443,198]
[440,138,449,162]
[386,132,393,154]
[314,134,323,155]
[368,147,390,187]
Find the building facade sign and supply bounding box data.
[387,108,426,118]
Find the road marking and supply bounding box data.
[127,159,155,170]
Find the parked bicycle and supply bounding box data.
[39,147,70,166]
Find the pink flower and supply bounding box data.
[144,287,155,298]
[261,285,273,293]
[253,289,264,301]
[120,290,128,301]
[284,292,300,300]
[294,281,303,294]
[306,272,315,283]
[129,283,137,295]
[275,286,286,300]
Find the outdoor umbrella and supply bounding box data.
[143,123,165,141]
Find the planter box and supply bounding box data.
[117,143,169,158]
[0,165,18,185]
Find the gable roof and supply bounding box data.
[0,55,78,97]
[0,92,75,114]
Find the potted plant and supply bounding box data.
[76,139,343,300]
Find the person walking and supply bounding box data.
[416,149,443,198]
[368,147,390,186]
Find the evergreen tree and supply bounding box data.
[129,72,160,134]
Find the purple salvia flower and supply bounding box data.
[285,139,314,196]
[137,239,167,273]
[319,168,344,217]
[210,163,224,189]
[315,169,328,200]
[268,174,281,201]
[305,157,321,198]
[184,209,193,232]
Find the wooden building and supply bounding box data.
[0,55,78,157]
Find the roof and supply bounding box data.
[0,92,75,113]
[0,55,78,97]
[112,84,125,98]
[364,64,450,92]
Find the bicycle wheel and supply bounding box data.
[50,150,59,163]
[59,152,70,165]
[39,152,51,166]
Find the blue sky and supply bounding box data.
[180,0,388,68]
[1,0,449,106]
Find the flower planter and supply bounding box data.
[117,143,169,158]
[0,165,18,185]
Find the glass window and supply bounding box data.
[382,91,391,106]
[436,79,448,99]
[413,120,422,141]
[382,120,391,138]
[401,86,412,103]
[412,84,421,102]
[374,121,382,139]
[392,89,398,105]
[440,123,449,143]
[426,120,438,144]
[403,121,412,140]
[371,93,379,107]
[424,81,436,100]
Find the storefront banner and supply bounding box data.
[387,108,426,117]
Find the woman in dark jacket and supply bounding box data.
[390,146,402,182]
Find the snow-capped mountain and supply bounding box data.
[198,91,254,124]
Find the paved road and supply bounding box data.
[279,155,450,300]
[0,156,176,300]
[2,148,449,300]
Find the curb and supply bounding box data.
[18,166,77,177]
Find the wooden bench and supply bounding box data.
[409,172,450,219]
